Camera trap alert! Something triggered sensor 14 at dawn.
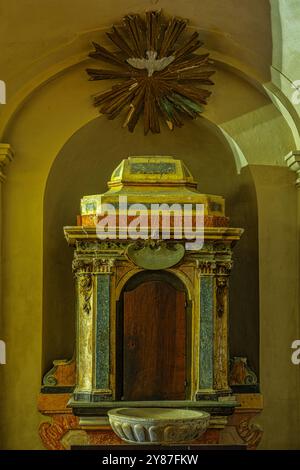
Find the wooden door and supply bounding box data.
[123,279,186,401]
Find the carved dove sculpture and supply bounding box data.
[127,50,175,77]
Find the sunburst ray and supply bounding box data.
[86,11,214,134]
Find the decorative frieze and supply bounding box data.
[76,240,126,254]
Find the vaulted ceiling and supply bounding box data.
[0,0,272,87]
[0,0,299,141]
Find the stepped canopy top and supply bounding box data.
[79,156,228,226]
[108,156,196,188]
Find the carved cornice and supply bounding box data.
[76,240,126,254]
[285,150,300,187]
[0,143,14,183]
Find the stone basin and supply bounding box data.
[108,408,210,444]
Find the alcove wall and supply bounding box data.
[43,115,259,379]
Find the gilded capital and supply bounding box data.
[0,143,14,183]
[72,258,93,276]
[93,257,115,274]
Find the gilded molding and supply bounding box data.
[0,143,14,183]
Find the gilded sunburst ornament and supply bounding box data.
[86,11,215,134]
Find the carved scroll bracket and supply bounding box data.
[236,416,263,450]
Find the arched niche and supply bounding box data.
[43,114,259,380]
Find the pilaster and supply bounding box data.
[0,144,13,335]
[93,257,115,401]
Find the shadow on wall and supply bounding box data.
[43,115,259,380]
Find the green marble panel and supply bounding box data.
[130,162,176,174]
[95,274,110,390]
[200,276,214,389]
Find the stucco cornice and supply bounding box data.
[285,150,300,187]
[0,143,14,183]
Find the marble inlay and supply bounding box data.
[95,274,110,389]
[200,276,214,388]
[130,162,176,174]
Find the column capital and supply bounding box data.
[285,150,300,187]
[0,143,14,183]
[93,257,115,274]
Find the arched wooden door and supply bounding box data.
[121,276,187,401]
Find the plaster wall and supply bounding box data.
[0,59,298,449]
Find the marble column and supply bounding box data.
[195,247,233,400]
[72,258,94,401]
